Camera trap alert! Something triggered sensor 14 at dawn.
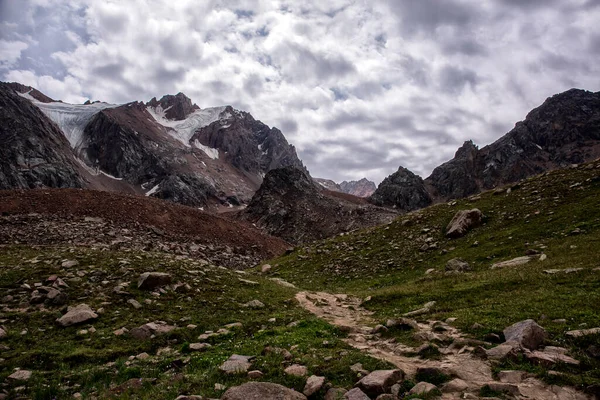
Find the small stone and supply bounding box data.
[222,382,306,400]
[498,370,527,384]
[445,258,471,272]
[137,272,172,290]
[62,260,79,268]
[356,369,404,397]
[136,352,150,360]
[0,327,6,339]
[446,209,483,238]
[56,304,98,327]
[114,327,128,336]
[187,324,197,329]
[219,354,254,375]
[247,370,264,379]
[244,299,265,309]
[189,343,211,351]
[285,364,308,377]
[127,299,142,309]
[344,388,370,400]
[261,264,272,273]
[566,327,600,338]
[8,370,32,381]
[325,388,347,400]
[215,383,227,391]
[304,375,326,397]
[491,256,536,269]
[409,381,437,395]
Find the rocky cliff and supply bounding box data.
[240,166,397,244]
[2,82,306,209]
[340,178,377,197]
[374,88,600,209]
[0,83,83,190]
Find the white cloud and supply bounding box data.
[2,0,600,184]
[0,40,29,68]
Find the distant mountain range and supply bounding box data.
[313,177,376,197]
[0,82,305,210]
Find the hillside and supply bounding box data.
[266,159,600,397]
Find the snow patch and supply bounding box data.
[145,184,160,196]
[18,93,119,148]
[193,140,219,160]
[147,105,227,146]
[75,158,122,180]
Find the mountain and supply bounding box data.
[373,88,600,210]
[239,166,398,244]
[1,82,305,209]
[313,177,376,197]
[339,178,377,197]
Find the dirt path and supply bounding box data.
[296,291,591,400]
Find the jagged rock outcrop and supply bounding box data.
[313,178,341,192]
[426,89,600,200]
[370,166,432,211]
[340,178,377,197]
[4,82,56,103]
[146,93,199,120]
[0,83,83,190]
[191,107,306,176]
[374,88,600,210]
[240,166,397,244]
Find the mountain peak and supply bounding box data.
[146,92,199,120]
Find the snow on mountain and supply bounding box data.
[17,92,118,148]
[193,139,219,160]
[147,105,227,146]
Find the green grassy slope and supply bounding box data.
[266,160,600,388]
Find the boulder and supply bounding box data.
[344,388,371,400]
[0,327,6,339]
[356,369,405,397]
[189,343,211,351]
[137,272,172,290]
[446,209,483,238]
[303,375,326,397]
[222,382,306,400]
[219,354,254,375]
[409,381,437,395]
[56,304,98,327]
[498,370,526,384]
[503,319,547,350]
[442,378,469,393]
[445,258,471,272]
[485,342,520,361]
[386,318,418,330]
[285,364,308,377]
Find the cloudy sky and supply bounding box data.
[1,0,600,183]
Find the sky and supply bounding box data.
[1,0,600,184]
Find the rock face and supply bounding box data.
[146,93,199,121]
[370,167,432,211]
[0,82,83,190]
[373,89,600,211]
[445,209,483,238]
[221,382,307,400]
[503,319,548,350]
[2,81,306,209]
[427,89,600,200]
[240,166,398,244]
[56,304,98,327]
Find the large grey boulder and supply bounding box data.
[219,354,254,375]
[137,272,172,290]
[503,319,547,350]
[56,304,98,327]
[446,209,483,238]
[409,381,438,395]
[303,375,326,397]
[221,382,306,400]
[344,388,370,400]
[356,369,405,397]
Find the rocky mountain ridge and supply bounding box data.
[1,82,305,210]
[372,88,600,211]
[313,177,376,197]
[240,166,397,244]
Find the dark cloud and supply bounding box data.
[439,65,481,94]
[385,0,478,35]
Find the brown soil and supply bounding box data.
[322,189,369,205]
[0,188,289,259]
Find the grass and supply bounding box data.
[265,160,600,390]
[0,246,392,399]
